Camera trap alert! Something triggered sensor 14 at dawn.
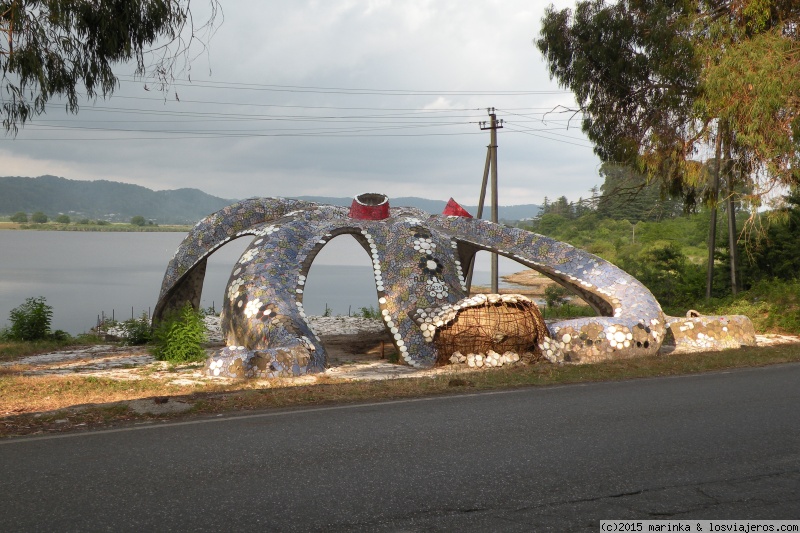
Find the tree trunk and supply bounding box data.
[724,136,739,295]
[706,129,723,300]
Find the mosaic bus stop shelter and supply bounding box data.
[154,193,756,378]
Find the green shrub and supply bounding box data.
[700,278,800,334]
[51,330,71,341]
[55,214,70,224]
[10,211,28,223]
[544,285,569,308]
[7,297,53,341]
[31,211,48,223]
[151,303,207,362]
[7,296,53,341]
[542,303,596,319]
[121,313,153,346]
[357,305,381,319]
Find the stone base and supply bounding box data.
[666,314,757,351]
[206,344,319,378]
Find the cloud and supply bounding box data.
[0,0,599,206]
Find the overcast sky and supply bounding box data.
[0,0,602,206]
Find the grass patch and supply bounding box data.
[692,278,800,334]
[2,343,799,438]
[0,374,203,416]
[0,334,105,362]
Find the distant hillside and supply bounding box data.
[0,176,235,224]
[297,196,540,222]
[0,176,540,225]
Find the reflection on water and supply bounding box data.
[0,231,523,334]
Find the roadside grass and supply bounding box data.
[2,343,799,438]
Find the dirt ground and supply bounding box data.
[321,330,397,365]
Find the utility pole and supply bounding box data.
[479,108,503,293]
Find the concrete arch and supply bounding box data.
[156,195,755,377]
[153,197,316,322]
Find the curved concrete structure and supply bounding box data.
[154,195,755,378]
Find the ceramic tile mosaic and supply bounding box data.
[154,194,757,377]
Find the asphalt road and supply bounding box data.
[2,364,799,532]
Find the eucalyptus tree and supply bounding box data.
[536,0,800,295]
[0,0,221,132]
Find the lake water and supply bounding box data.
[0,231,526,334]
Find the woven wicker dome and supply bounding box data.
[432,294,548,365]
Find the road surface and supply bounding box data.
[2,364,798,531]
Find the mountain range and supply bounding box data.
[0,176,540,224]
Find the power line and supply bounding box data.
[116,76,572,96]
[110,94,569,113]
[503,125,593,148]
[38,103,486,122]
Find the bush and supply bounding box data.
[357,306,381,319]
[701,278,800,335]
[130,215,146,226]
[544,284,569,308]
[7,296,53,341]
[31,211,48,223]
[51,330,71,342]
[121,313,153,346]
[55,214,70,224]
[10,211,28,223]
[151,303,207,362]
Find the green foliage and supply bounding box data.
[30,211,47,223]
[524,203,756,312]
[50,329,70,342]
[77,218,91,225]
[322,305,333,317]
[6,297,53,341]
[540,284,595,319]
[541,303,596,320]
[740,190,800,284]
[1,1,221,132]
[151,303,207,363]
[357,306,381,319]
[544,285,569,308]
[618,242,707,313]
[596,163,683,222]
[536,0,800,206]
[120,313,152,346]
[700,279,800,335]
[55,214,70,224]
[10,211,27,223]
[130,215,146,226]
[95,220,110,226]
[537,0,700,195]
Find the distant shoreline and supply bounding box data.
[0,222,191,232]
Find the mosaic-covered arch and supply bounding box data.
[155,193,756,378]
[154,197,316,321]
